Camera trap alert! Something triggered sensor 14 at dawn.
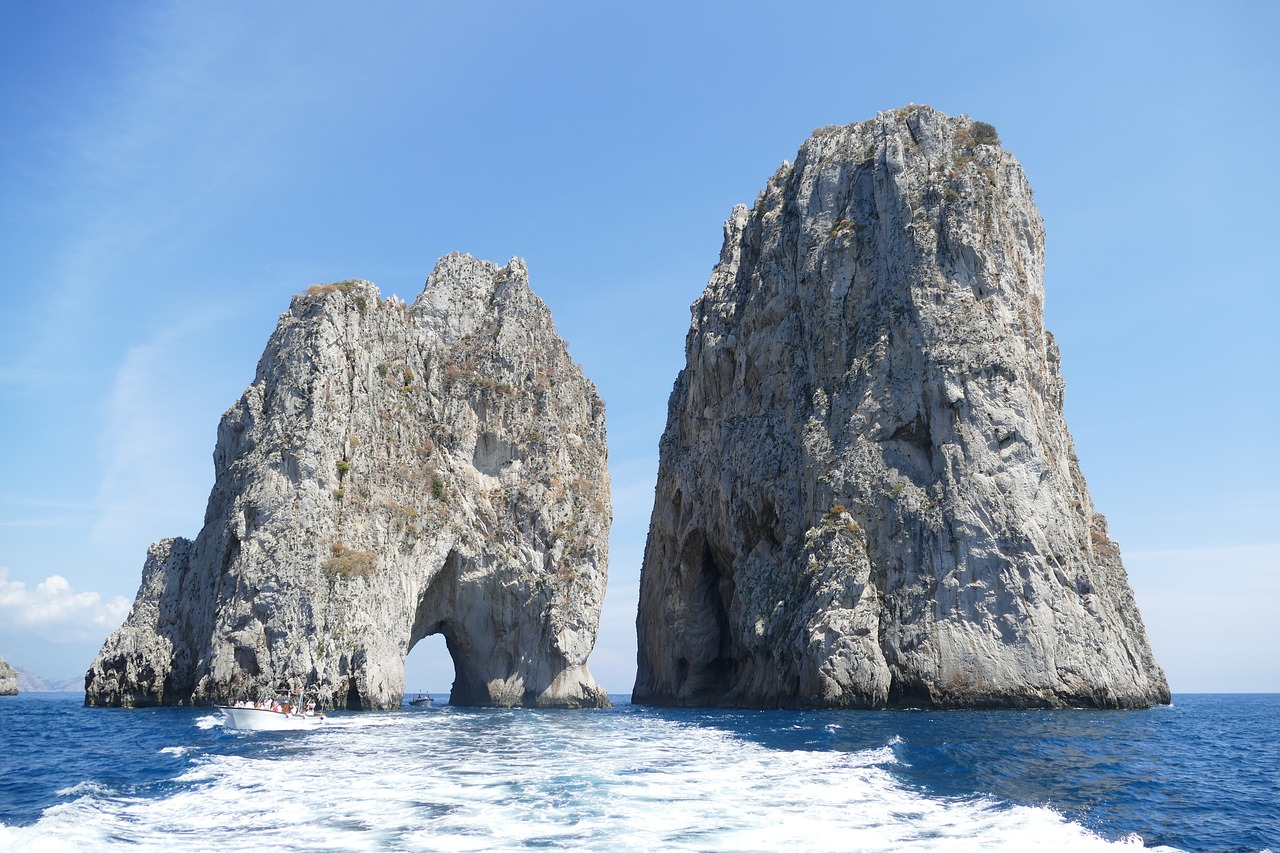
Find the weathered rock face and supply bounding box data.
[87,255,611,710]
[635,106,1169,709]
[0,655,17,695]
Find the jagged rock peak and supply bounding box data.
[0,654,17,695]
[634,106,1169,710]
[87,253,612,710]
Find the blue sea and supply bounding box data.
[1,693,1275,851]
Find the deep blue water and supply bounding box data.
[668,695,1280,851]
[1,692,1276,851]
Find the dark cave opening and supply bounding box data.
[691,541,737,700]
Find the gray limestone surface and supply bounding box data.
[86,255,611,709]
[0,655,16,695]
[634,106,1169,709]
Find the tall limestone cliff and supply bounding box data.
[86,255,611,710]
[0,655,17,695]
[635,106,1169,709]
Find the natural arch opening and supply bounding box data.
[406,549,489,706]
[403,633,453,702]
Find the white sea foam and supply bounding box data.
[193,713,221,729]
[1,709,1171,852]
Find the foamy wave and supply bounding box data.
[4,711,1165,852]
[53,780,111,798]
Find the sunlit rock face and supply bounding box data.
[87,255,611,710]
[0,655,17,695]
[634,106,1169,710]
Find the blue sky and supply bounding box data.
[1,1,1276,694]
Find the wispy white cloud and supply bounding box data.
[0,519,79,529]
[0,495,99,529]
[0,566,131,645]
[12,4,386,379]
[89,315,234,566]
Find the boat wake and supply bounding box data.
[0,710,1176,852]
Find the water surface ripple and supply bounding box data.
[1,694,1275,851]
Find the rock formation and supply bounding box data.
[86,255,611,710]
[0,655,17,695]
[634,106,1169,709]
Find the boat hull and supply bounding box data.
[217,705,325,731]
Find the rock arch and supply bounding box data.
[87,256,611,710]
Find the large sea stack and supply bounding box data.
[634,106,1168,709]
[0,655,17,695]
[87,255,611,710]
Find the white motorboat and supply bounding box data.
[217,691,325,730]
[407,692,434,707]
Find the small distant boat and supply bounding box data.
[407,692,434,707]
[217,688,325,731]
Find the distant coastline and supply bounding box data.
[16,669,82,693]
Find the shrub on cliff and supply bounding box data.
[971,121,1000,145]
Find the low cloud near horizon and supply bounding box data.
[0,567,130,645]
